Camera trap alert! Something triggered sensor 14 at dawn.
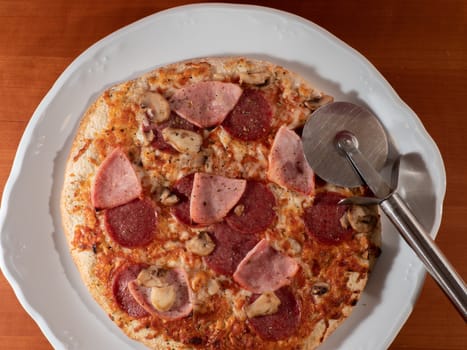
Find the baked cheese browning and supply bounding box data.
[61,57,381,350]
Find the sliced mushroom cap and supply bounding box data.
[233,204,245,216]
[186,232,215,256]
[150,285,176,312]
[161,127,203,154]
[159,188,179,206]
[141,91,171,123]
[137,266,170,288]
[239,71,271,85]
[245,291,281,318]
[311,282,330,296]
[347,205,378,233]
[304,94,333,112]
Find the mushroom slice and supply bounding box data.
[245,291,281,318]
[161,127,203,154]
[150,285,176,312]
[137,266,170,288]
[159,188,179,206]
[347,205,378,233]
[186,232,215,256]
[304,94,333,111]
[311,282,330,296]
[239,71,271,85]
[141,91,170,123]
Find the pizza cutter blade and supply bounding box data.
[302,102,467,321]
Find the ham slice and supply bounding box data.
[170,81,243,128]
[267,126,315,195]
[127,267,193,321]
[190,173,246,224]
[233,239,298,293]
[91,148,142,209]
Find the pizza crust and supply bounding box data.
[61,56,381,349]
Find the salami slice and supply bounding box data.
[225,181,276,234]
[204,223,259,276]
[303,191,353,244]
[248,286,301,341]
[171,174,201,227]
[173,173,195,198]
[222,89,272,141]
[112,264,149,318]
[104,198,157,248]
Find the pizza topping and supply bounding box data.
[311,282,330,296]
[150,285,177,311]
[222,89,272,141]
[185,231,215,256]
[91,148,142,209]
[171,174,199,226]
[304,94,333,112]
[170,81,243,128]
[225,180,276,234]
[239,71,271,85]
[104,198,157,248]
[190,173,247,224]
[346,205,378,233]
[303,191,353,244]
[112,264,149,318]
[204,223,259,276]
[248,286,301,341]
[159,188,179,206]
[233,239,299,293]
[148,112,199,154]
[268,125,315,195]
[141,91,171,123]
[136,265,170,288]
[161,127,203,154]
[245,291,281,318]
[128,267,193,320]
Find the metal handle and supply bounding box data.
[380,193,467,321]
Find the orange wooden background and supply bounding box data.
[0,0,465,349]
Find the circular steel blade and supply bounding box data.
[302,101,389,188]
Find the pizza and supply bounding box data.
[61,57,381,349]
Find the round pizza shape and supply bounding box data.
[61,57,381,349]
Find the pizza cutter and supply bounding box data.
[302,101,467,321]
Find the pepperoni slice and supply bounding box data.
[104,198,157,248]
[204,223,259,276]
[248,286,301,341]
[112,264,149,318]
[303,191,353,244]
[222,89,272,141]
[171,174,200,227]
[225,181,276,234]
[171,201,194,226]
[173,173,195,198]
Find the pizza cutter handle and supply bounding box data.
[380,193,467,321]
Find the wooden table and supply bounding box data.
[0,0,465,348]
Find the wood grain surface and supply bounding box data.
[0,0,465,349]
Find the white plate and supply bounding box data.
[0,4,445,350]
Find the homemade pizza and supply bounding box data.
[61,57,381,349]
